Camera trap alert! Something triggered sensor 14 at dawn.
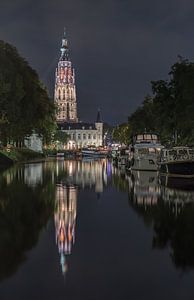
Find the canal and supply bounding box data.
[0,158,194,299]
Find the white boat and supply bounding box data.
[57,152,65,157]
[81,148,108,158]
[130,133,164,171]
[158,147,194,177]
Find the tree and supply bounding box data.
[0,40,56,146]
[112,123,131,145]
[128,57,194,145]
[53,131,69,144]
[129,95,156,135]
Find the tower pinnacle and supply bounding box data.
[60,28,69,61]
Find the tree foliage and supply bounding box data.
[53,131,69,144]
[0,40,56,145]
[112,123,131,145]
[128,58,194,145]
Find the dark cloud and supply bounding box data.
[1,0,194,124]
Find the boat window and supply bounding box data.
[149,148,156,153]
[149,160,155,164]
[152,134,157,140]
[144,134,151,140]
[137,148,149,154]
[137,135,143,141]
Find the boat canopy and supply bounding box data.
[134,133,159,144]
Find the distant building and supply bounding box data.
[24,133,43,152]
[54,30,103,149]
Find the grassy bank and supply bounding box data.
[0,147,45,164]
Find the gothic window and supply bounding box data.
[58,89,61,100]
[63,89,65,100]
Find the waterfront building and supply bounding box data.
[54,30,103,149]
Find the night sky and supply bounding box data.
[1,0,194,124]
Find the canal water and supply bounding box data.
[0,159,194,300]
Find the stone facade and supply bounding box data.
[58,122,103,149]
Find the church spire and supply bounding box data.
[60,28,69,61]
[96,109,102,123]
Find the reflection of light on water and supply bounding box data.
[58,159,110,194]
[129,170,194,215]
[60,253,68,274]
[55,184,77,276]
[130,171,160,207]
[68,162,73,176]
[56,163,59,177]
[53,159,113,276]
[24,164,43,187]
[107,160,112,178]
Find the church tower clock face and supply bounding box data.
[54,29,78,123]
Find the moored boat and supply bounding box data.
[81,148,108,158]
[130,133,164,171]
[158,147,194,177]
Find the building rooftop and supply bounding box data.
[58,122,96,130]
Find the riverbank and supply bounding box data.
[0,147,45,165]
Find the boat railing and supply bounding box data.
[163,153,194,162]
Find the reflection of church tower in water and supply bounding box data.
[54,29,78,123]
[55,184,77,275]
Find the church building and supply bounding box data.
[54,30,103,149]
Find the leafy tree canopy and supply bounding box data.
[0,40,56,145]
[128,57,194,145]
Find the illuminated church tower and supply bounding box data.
[54,30,78,122]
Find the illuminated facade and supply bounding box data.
[54,30,78,122]
[58,118,103,149]
[54,30,103,149]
